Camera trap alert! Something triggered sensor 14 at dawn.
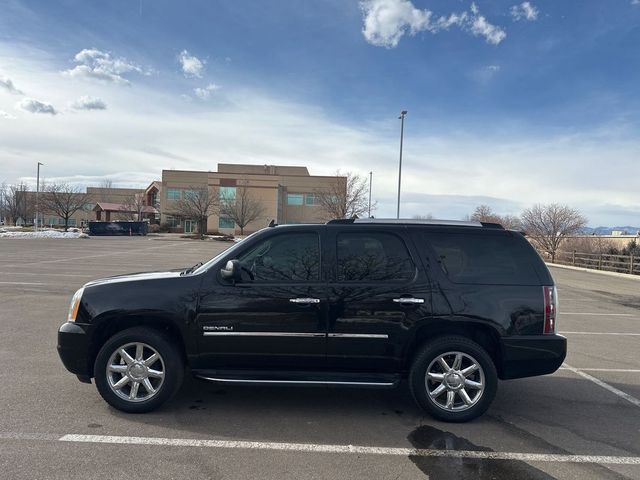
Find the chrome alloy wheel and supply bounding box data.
[106,342,165,403]
[425,351,485,412]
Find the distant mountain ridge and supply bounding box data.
[581,226,640,235]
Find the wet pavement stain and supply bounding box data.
[87,423,102,429]
[408,425,555,479]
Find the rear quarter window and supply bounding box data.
[416,232,541,285]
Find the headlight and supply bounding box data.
[67,287,84,322]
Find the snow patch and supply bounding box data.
[0,229,88,239]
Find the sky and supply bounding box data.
[0,0,639,227]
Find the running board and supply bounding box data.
[193,370,400,388]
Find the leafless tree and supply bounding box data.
[2,183,33,225]
[469,204,522,230]
[172,186,219,238]
[0,182,7,224]
[119,193,146,221]
[521,204,587,262]
[314,171,370,220]
[219,181,266,235]
[40,182,93,231]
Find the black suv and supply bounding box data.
[58,219,566,422]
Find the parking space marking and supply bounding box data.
[560,331,640,336]
[560,313,635,316]
[55,434,640,465]
[560,368,640,373]
[563,364,640,407]
[0,281,46,286]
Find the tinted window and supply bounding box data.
[337,232,415,282]
[421,232,539,285]
[238,232,320,282]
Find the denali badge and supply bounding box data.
[203,325,234,331]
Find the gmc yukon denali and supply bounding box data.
[58,218,566,422]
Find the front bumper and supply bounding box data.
[57,322,92,379]
[499,334,567,380]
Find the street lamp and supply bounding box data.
[396,110,407,219]
[35,162,43,231]
[368,171,373,218]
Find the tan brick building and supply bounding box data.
[159,164,345,234]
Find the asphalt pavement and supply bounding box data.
[0,236,638,479]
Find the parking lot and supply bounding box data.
[0,236,639,479]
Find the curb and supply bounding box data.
[546,263,640,281]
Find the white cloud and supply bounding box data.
[632,0,640,5]
[194,83,220,100]
[178,50,205,78]
[360,0,506,48]
[510,2,539,21]
[0,110,16,119]
[470,12,507,45]
[473,64,501,83]
[0,76,23,94]
[16,97,57,115]
[71,95,107,110]
[62,48,146,85]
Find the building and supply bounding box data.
[11,187,147,227]
[160,164,345,234]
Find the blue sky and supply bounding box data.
[1,0,639,226]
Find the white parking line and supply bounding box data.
[560,313,635,316]
[563,364,640,408]
[0,281,46,285]
[560,368,640,373]
[560,331,640,336]
[55,434,640,465]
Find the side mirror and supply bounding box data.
[220,259,242,282]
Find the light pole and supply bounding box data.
[368,171,373,218]
[396,110,407,219]
[35,162,43,231]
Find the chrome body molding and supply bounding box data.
[196,375,395,386]
[202,331,388,339]
[327,333,388,339]
[203,331,325,337]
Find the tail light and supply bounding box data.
[543,286,558,334]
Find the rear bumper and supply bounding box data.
[498,334,566,380]
[57,322,92,378]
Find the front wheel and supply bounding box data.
[94,327,184,413]
[409,335,497,422]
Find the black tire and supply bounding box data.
[94,327,184,413]
[409,335,497,422]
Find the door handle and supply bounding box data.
[392,297,425,304]
[289,298,321,304]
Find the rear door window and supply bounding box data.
[336,232,416,282]
[416,232,540,285]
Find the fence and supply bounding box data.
[552,250,638,275]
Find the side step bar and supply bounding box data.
[193,371,400,388]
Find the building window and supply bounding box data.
[219,186,236,201]
[305,193,320,206]
[166,189,181,200]
[165,216,181,228]
[287,193,304,205]
[219,217,235,229]
[68,219,77,226]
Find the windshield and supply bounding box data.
[191,230,262,275]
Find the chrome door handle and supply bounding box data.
[392,297,425,304]
[289,298,321,304]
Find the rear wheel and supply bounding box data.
[94,327,184,413]
[409,335,497,422]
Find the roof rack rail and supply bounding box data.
[326,218,505,228]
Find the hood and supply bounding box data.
[84,271,183,287]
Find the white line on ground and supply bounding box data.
[560,331,640,336]
[560,368,640,373]
[56,434,640,465]
[563,364,640,408]
[0,281,46,285]
[560,313,635,316]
